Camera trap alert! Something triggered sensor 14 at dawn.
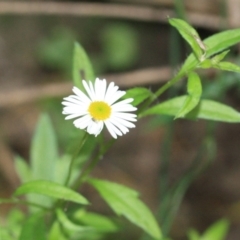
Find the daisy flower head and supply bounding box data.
[62,78,137,139]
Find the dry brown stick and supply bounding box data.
[0,1,223,30]
[0,66,171,108]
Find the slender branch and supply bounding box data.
[64,132,88,187]
[0,2,223,30]
[71,139,115,190]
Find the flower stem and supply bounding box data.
[64,132,88,187]
[71,138,115,190]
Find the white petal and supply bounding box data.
[111,104,137,112]
[87,121,103,136]
[104,121,117,139]
[112,112,137,122]
[107,91,126,105]
[65,112,88,120]
[72,87,91,103]
[104,82,119,103]
[104,120,123,138]
[110,116,136,128]
[62,97,83,105]
[82,80,96,101]
[108,118,129,134]
[95,78,107,100]
[74,115,92,129]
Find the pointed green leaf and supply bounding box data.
[56,209,93,233]
[48,221,67,240]
[30,114,59,210]
[176,72,202,118]
[202,219,229,240]
[88,178,162,239]
[142,96,240,122]
[73,210,120,233]
[211,50,230,64]
[72,42,95,90]
[180,28,240,74]
[14,155,32,183]
[215,61,240,72]
[169,18,205,61]
[141,96,187,117]
[30,114,58,181]
[123,87,152,106]
[14,180,89,205]
[200,50,230,69]
[19,213,46,240]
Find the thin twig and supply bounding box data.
[0,66,171,108]
[0,2,223,30]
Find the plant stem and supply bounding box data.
[71,138,115,190]
[64,132,88,187]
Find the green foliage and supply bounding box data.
[88,178,162,239]
[30,114,58,182]
[175,71,202,118]
[56,209,94,235]
[101,23,139,70]
[72,210,120,233]
[72,42,95,89]
[169,18,205,61]
[3,17,240,240]
[19,212,46,240]
[0,209,25,239]
[14,155,32,183]
[180,27,240,74]
[48,221,67,240]
[216,61,240,72]
[123,87,152,106]
[188,219,230,240]
[14,180,89,205]
[142,96,240,122]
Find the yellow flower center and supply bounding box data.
[88,101,111,121]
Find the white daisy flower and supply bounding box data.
[62,78,137,139]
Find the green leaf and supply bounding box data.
[176,72,202,118]
[14,180,89,205]
[187,229,200,240]
[199,50,230,69]
[202,219,229,240]
[2,209,25,239]
[123,87,152,107]
[73,209,120,233]
[215,61,240,72]
[88,178,162,239]
[72,42,95,90]
[19,212,46,240]
[180,28,240,74]
[14,156,32,183]
[142,96,240,122]
[56,209,93,233]
[210,50,230,64]
[30,114,58,181]
[48,221,67,240]
[169,18,205,61]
